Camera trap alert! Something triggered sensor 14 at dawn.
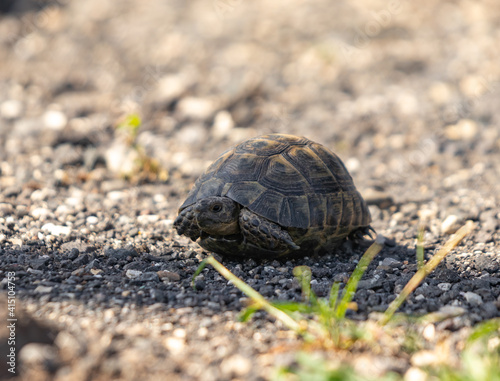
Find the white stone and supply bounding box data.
[428,82,452,105]
[177,97,215,120]
[404,367,428,381]
[153,194,166,203]
[395,92,419,115]
[31,207,51,220]
[34,285,53,293]
[0,99,23,119]
[41,223,71,236]
[19,343,56,366]
[117,215,132,224]
[445,119,478,140]
[411,350,440,367]
[437,282,451,291]
[460,75,491,98]
[441,215,459,234]
[175,123,207,145]
[43,109,67,130]
[107,191,127,201]
[164,337,185,354]
[461,291,482,306]
[65,196,83,206]
[220,354,252,377]
[30,188,57,202]
[197,327,208,338]
[55,204,71,215]
[9,238,23,246]
[86,216,99,225]
[212,110,235,139]
[105,142,139,175]
[417,208,437,221]
[173,328,186,339]
[156,74,190,102]
[159,219,174,228]
[137,214,159,225]
[125,269,142,279]
[422,324,435,341]
[345,157,360,173]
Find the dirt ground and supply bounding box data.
[0,0,499,380]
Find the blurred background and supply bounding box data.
[1,2,500,379]
[0,0,499,235]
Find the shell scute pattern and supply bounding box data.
[283,145,342,193]
[258,155,306,196]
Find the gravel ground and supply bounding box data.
[0,0,499,380]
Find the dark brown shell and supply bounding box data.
[179,134,371,235]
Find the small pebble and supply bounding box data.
[444,119,478,140]
[441,215,459,234]
[177,97,215,120]
[43,109,67,130]
[1,100,23,119]
[41,223,71,236]
[137,214,159,225]
[437,283,451,291]
[86,216,99,225]
[461,291,483,306]
[212,110,235,139]
[34,285,53,293]
[411,350,440,367]
[0,203,14,216]
[158,270,181,282]
[220,354,252,377]
[380,257,401,267]
[164,337,185,355]
[125,269,143,279]
[404,367,427,381]
[422,324,435,341]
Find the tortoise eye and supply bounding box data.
[211,203,223,213]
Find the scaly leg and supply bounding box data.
[239,208,299,255]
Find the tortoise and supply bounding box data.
[174,134,373,258]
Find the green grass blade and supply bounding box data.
[270,301,314,314]
[293,266,318,305]
[416,225,425,270]
[335,236,385,319]
[117,113,142,135]
[329,281,341,310]
[467,318,500,343]
[192,258,208,290]
[239,305,260,322]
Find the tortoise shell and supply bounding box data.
[177,134,372,257]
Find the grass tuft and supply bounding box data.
[195,237,384,346]
[194,221,484,380]
[416,225,425,270]
[115,113,168,182]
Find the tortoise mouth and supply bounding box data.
[198,232,247,256]
[200,232,241,242]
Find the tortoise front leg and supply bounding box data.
[239,208,299,255]
[174,205,202,241]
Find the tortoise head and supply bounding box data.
[174,197,240,241]
[194,197,240,235]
